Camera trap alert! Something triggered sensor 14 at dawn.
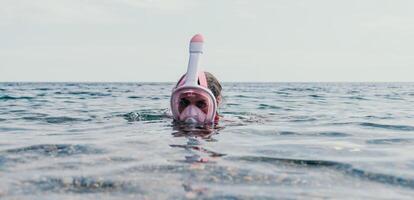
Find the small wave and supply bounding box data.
[0,127,31,132]
[68,91,111,97]
[24,176,139,193]
[258,104,281,110]
[277,131,299,136]
[289,116,317,122]
[234,156,414,189]
[65,83,79,87]
[5,144,103,157]
[22,116,90,124]
[123,111,167,122]
[366,138,414,145]
[280,87,318,92]
[128,96,143,99]
[44,117,90,124]
[360,122,414,131]
[274,91,290,95]
[317,131,350,137]
[383,95,403,100]
[347,90,360,94]
[309,94,323,98]
[35,88,51,91]
[221,111,254,115]
[234,94,255,98]
[229,115,266,125]
[328,122,414,132]
[348,96,368,100]
[364,115,393,120]
[272,131,350,137]
[36,93,47,97]
[0,95,34,101]
[225,103,240,106]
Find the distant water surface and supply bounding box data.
[1,82,414,199]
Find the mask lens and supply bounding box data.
[196,100,207,109]
[179,98,190,112]
[178,97,209,114]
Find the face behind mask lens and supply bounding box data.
[179,97,208,113]
[178,94,209,123]
[180,105,206,123]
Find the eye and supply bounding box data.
[179,98,190,107]
[196,100,207,109]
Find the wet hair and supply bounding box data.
[204,72,222,99]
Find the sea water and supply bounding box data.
[0,82,413,199]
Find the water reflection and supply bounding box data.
[170,123,226,198]
[170,122,226,163]
[171,122,224,140]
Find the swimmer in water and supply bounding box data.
[170,34,222,125]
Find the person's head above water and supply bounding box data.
[170,34,222,125]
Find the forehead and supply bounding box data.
[180,92,209,101]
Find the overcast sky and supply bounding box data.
[1,0,413,82]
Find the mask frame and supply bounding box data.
[171,83,217,124]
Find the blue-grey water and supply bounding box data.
[1,82,414,199]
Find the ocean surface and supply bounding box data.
[0,82,414,199]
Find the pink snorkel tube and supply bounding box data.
[170,34,217,124]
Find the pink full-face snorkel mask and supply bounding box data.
[170,34,217,124]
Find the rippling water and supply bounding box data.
[1,82,414,199]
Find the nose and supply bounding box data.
[180,105,204,123]
[186,105,198,116]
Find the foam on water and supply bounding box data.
[0,82,414,199]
